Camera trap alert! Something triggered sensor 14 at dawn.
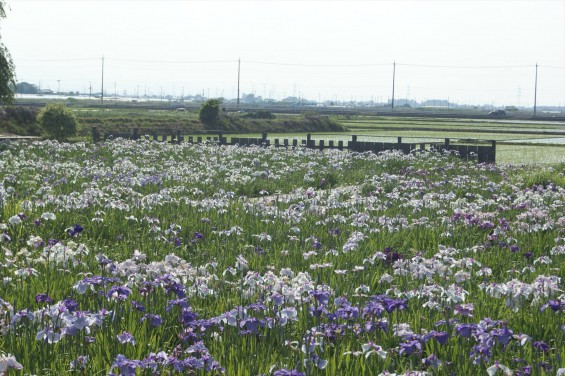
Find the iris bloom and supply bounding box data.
[0,352,23,374]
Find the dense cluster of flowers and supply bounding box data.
[0,139,563,375]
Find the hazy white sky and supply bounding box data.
[1,0,565,106]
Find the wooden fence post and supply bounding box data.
[306,134,313,148]
[91,127,99,143]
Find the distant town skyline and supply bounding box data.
[2,1,565,107]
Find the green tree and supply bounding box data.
[199,98,222,127]
[16,82,39,94]
[0,0,16,104]
[37,103,79,140]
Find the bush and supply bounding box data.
[37,103,79,140]
[199,99,222,128]
[0,106,41,135]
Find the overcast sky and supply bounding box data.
[2,0,565,106]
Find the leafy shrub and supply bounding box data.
[199,99,222,128]
[36,103,79,140]
[0,106,41,135]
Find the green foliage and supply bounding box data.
[0,106,41,135]
[521,166,565,188]
[0,1,16,104]
[199,98,222,128]
[0,58,16,104]
[37,103,79,140]
[15,81,39,94]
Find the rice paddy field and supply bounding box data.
[342,116,565,165]
[0,138,564,375]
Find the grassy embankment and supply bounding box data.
[0,105,346,137]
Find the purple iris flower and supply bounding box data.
[117,331,136,345]
[399,340,422,356]
[454,304,474,317]
[382,297,408,313]
[181,308,199,326]
[35,293,53,304]
[84,336,96,344]
[363,301,385,317]
[111,354,142,376]
[516,366,532,376]
[141,314,163,327]
[422,354,442,368]
[107,285,132,301]
[541,300,563,312]
[533,341,550,353]
[240,317,263,332]
[166,298,190,312]
[131,300,146,312]
[270,293,284,306]
[309,290,330,306]
[492,327,513,347]
[455,323,476,338]
[67,224,84,237]
[62,298,78,312]
[424,331,449,345]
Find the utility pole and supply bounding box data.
[101,56,105,103]
[89,82,92,98]
[237,58,241,110]
[533,63,538,117]
[391,61,396,110]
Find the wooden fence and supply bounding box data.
[92,127,497,163]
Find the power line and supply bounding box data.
[110,58,237,64]
[244,60,391,67]
[19,58,100,62]
[538,65,565,70]
[17,57,547,70]
[398,63,533,69]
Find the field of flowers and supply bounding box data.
[0,138,564,375]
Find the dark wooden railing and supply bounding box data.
[92,127,497,163]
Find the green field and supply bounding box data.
[340,116,565,164]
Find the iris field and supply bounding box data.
[0,138,564,375]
